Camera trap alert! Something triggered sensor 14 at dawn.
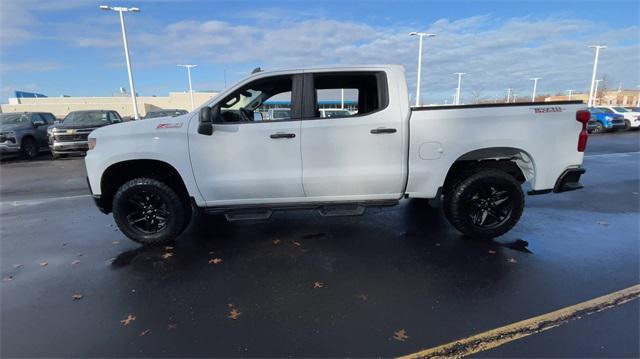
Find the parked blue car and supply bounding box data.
[587,107,626,133]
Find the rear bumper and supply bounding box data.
[553,167,586,193]
[528,167,586,195]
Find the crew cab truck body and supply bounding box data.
[85,65,589,245]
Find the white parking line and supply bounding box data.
[0,194,91,207]
[584,151,640,158]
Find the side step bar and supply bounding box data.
[204,200,398,221]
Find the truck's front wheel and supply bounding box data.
[444,170,524,239]
[112,177,188,245]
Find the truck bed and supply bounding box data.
[405,101,586,198]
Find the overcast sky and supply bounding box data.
[1,0,639,104]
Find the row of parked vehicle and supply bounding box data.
[0,108,187,160]
[587,106,640,133]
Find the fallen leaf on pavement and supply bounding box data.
[313,281,324,289]
[162,252,173,259]
[120,314,136,326]
[40,262,48,267]
[292,241,301,247]
[228,308,242,320]
[140,329,150,336]
[507,258,517,263]
[273,239,281,245]
[209,258,223,265]
[393,329,409,341]
[72,293,83,301]
[71,260,81,265]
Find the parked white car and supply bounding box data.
[85,65,589,245]
[596,106,640,129]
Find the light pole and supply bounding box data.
[529,77,542,102]
[506,88,513,103]
[454,72,465,105]
[177,64,197,111]
[587,45,606,107]
[637,85,640,107]
[566,89,574,101]
[594,79,603,106]
[100,5,141,120]
[409,32,436,106]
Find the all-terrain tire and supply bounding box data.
[443,169,524,239]
[112,177,189,245]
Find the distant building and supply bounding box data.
[0,91,219,118]
[545,90,640,106]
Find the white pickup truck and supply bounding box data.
[85,65,589,245]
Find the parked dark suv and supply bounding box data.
[48,110,122,159]
[0,112,56,159]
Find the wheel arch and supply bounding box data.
[100,159,190,213]
[443,146,535,190]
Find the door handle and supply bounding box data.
[370,128,397,134]
[270,132,296,139]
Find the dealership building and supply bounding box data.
[0,91,219,119]
[545,90,640,106]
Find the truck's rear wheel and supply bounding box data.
[112,177,188,245]
[444,170,524,239]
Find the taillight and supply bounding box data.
[88,138,96,150]
[576,110,589,152]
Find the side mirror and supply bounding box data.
[198,106,220,135]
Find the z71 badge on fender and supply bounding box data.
[156,122,183,129]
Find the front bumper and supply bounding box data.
[0,142,21,154]
[87,176,109,214]
[52,140,89,154]
[611,121,627,130]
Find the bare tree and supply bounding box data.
[596,75,609,106]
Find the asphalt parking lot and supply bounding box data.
[1,131,639,357]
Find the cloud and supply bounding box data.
[108,13,638,102]
[0,62,63,72]
[0,0,86,46]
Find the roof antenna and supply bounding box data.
[251,67,263,74]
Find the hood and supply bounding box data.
[0,123,29,132]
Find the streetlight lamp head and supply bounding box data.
[129,7,140,12]
[409,32,418,36]
[99,5,110,10]
[409,32,436,37]
[588,45,607,49]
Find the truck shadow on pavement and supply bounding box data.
[108,200,530,283]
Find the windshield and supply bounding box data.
[0,113,27,125]
[63,112,112,126]
[613,107,628,112]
